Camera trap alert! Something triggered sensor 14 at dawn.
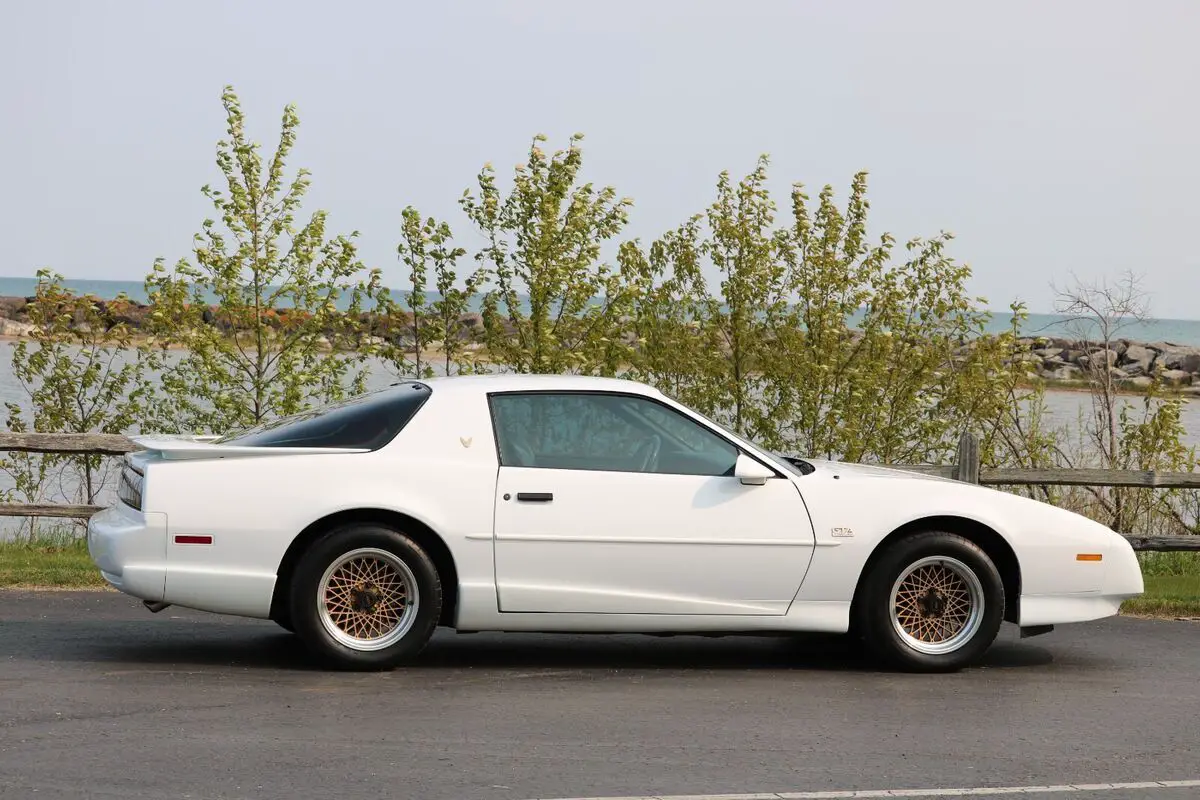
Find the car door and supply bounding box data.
[489,391,816,616]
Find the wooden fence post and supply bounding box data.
[954,431,981,484]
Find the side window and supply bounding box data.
[490,392,738,476]
[216,382,431,451]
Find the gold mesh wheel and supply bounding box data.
[889,555,985,656]
[317,547,419,651]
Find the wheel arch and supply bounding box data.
[270,508,460,627]
[850,515,1022,626]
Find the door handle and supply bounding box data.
[516,492,553,502]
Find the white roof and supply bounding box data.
[416,373,664,398]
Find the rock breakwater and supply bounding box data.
[2,294,1198,393]
[1001,336,1200,393]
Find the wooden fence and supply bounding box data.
[1,431,1198,551]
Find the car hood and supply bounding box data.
[798,458,962,484]
[794,456,1123,543]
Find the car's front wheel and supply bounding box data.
[289,524,442,670]
[856,531,1004,672]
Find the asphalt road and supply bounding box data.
[1,591,1198,800]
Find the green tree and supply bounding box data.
[974,303,1069,508]
[622,221,713,402]
[1,270,154,531]
[1045,273,1199,533]
[632,163,1017,463]
[378,207,481,379]
[1115,388,1198,534]
[460,134,637,375]
[143,86,379,434]
[627,157,794,448]
[775,172,1014,463]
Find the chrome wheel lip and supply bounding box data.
[317,547,419,652]
[889,555,985,656]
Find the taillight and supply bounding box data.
[118,463,144,510]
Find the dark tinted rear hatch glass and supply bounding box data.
[216,382,431,450]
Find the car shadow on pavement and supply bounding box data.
[413,627,1055,671]
[0,618,324,671]
[0,617,1055,673]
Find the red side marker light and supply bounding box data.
[174,535,214,545]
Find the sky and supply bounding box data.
[2,0,1198,317]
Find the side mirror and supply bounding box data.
[734,453,774,485]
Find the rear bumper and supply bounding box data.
[87,504,168,602]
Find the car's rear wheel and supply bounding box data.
[856,531,1003,672]
[289,524,441,670]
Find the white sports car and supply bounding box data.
[88,374,1143,672]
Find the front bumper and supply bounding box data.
[87,504,168,602]
[1018,530,1144,627]
[1102,531,1145,597]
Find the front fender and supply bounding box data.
[792,473,1120,604]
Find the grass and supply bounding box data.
[1121,554,1200,616]
[1121,576,1200,617]
[2,533,1198,616]
[0,531,106,589]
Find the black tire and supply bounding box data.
[855,531,1004,673]
[272,612,295,634]
[289,523,442,670]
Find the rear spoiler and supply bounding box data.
[128,435,369,461]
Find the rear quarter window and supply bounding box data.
[217,382,431,450]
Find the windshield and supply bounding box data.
[674,402,813,477]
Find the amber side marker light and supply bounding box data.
[1076,553,1103,562]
